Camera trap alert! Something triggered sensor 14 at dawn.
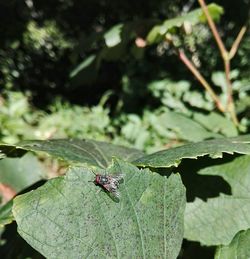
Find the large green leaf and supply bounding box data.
[0,139,144,169]
[215,229,250,259]
[134,135,250,168]
[13,159,186,258]
[147,3,223,44]
[184,155,250,245]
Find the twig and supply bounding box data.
[178,49,225,112]
[229,25,247,59]
[198,0,227,58]
[166,34,225,112]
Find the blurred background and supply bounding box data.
[0,0,250,153]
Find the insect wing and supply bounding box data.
[111,174,124,184]
[110,174,124,197]
[102,182,120,198]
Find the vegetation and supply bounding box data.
[0,0,250,258]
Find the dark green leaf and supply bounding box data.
[134,135,250,168]
[0,139,144,169]
[185,155,250,245]
[13,159,186,258]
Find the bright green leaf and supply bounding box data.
[134,135,250,168]
[0,139,144,169]
[215,229,250,259]
[185,155,250,245]
[104,24,124,47]
[13,160,186,258]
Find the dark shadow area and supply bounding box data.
[0,222,45,259]
[178,239,216,259]
[174,154,241,202]
[1,0,249,110]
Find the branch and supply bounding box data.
[229,25,247,59]
[178,50,225,112]
[198,0,239,125]
[198,0,227,58]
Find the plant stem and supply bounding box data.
[178,50,225,112]
[198,0,227,57]
[229,25,247,59]
[198,0,239,125]
[224,59,238,125]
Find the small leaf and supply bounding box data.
[0,139,144,169]
[104,24,124,47]
[215,229,250,259]
[13,160,186,258]
[69,54,96,78]
[0,200,14,227]
[134,135,250,168]
[184,155,250,245]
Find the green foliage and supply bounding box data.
[0,91,115,144]
[23,20,72,58]
[0,91,42,143]
[38,100,113,140]
[149,78,214,112]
